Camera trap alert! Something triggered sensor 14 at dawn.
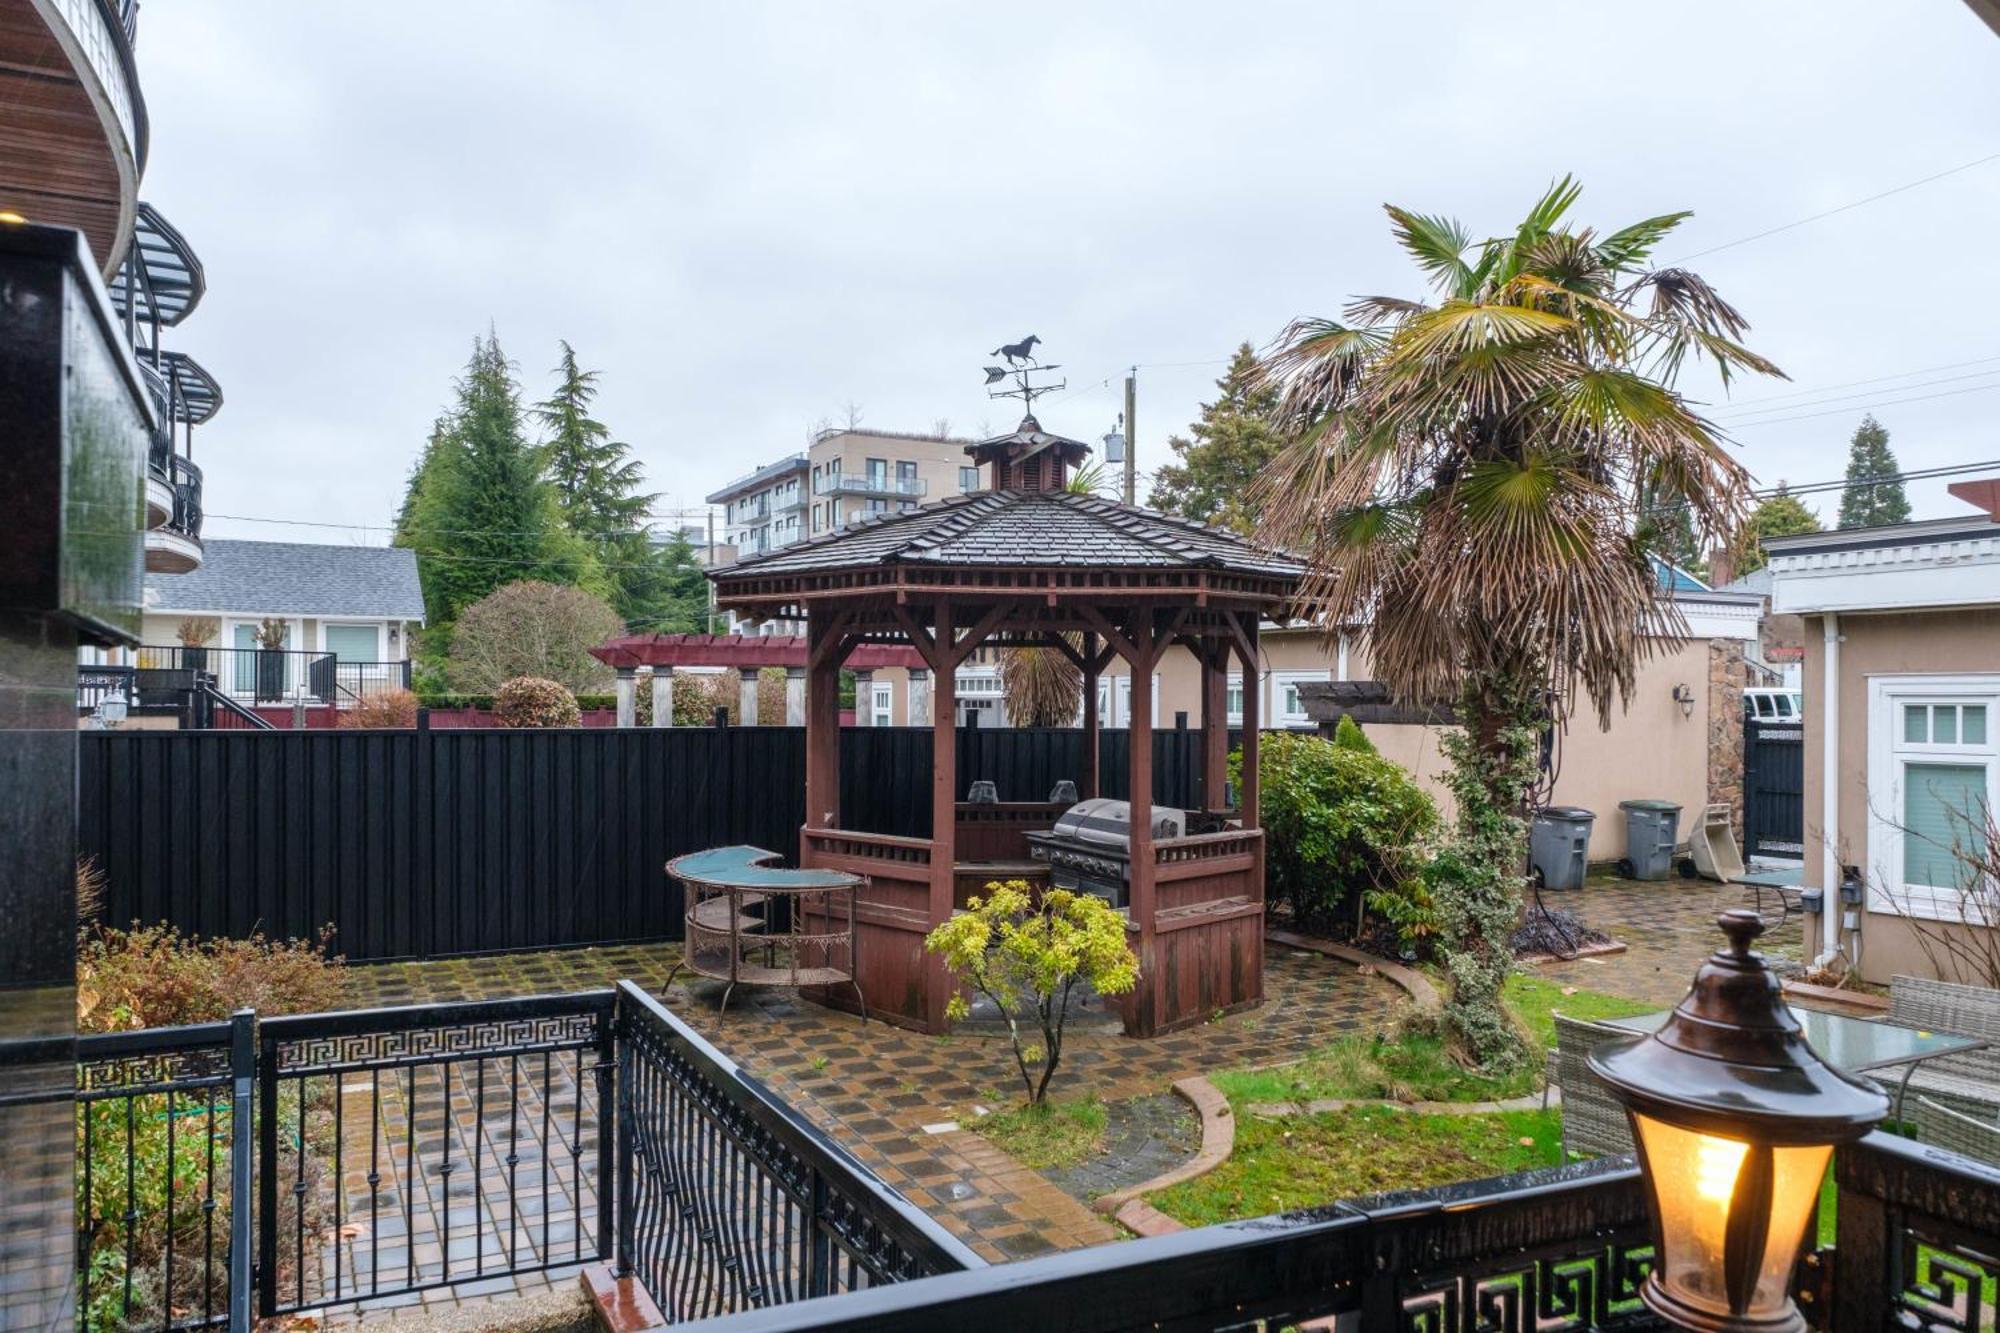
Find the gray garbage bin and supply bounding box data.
[1530,806,1595,891]
[1617,799,1682,881]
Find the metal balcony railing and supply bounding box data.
[167,454,202,542]
[812,474,927,499]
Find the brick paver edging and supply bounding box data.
[1265,930,1441,1012]
[1092,1076,1234,1237]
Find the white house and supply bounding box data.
[121,539,425,702]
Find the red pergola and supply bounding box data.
[709,419,1303,1037]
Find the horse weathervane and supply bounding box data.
[981,334,1065,408]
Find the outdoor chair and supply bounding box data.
[1887,975,2000,1126]
[1913,1096,2000,1166]
[1550,1013,1637,1159]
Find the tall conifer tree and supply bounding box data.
[1147,343,1283,534]
[1836,415,1911,529]
[395,333,599,630]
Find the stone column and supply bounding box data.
[909,668,931,726]
[615,667,637,728]
[1707,639,1747,844]
[650,665,674,728]
[738,668,760,726]
[852,669,874,726]
[785,667,807,726]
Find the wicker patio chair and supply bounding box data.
[1886,975,2000,1123]
[1913,1096,2000,1166]
[1551,1013,1637,1159]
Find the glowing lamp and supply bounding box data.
[1589,910,1886,1332]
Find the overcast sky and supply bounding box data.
[138,2,1999,549]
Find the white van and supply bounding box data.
[1743,688,1803,721]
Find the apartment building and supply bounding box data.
[805,429,984,536]
[706,455,808,560]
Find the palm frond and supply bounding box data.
[1596,212,1692,270]
[1384,206,1475,295]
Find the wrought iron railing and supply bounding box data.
[614,982,979,1322]
[166,455,202,543]
[256,992,616,1317]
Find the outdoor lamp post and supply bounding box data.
[1589,910,1887,1332]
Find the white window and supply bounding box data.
[1095,675,1161,727]
[1226,674,1244,726]
[870,681,893,727]
[1867,674,1998,920]
[1271,671,1328,727]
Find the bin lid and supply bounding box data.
[1618,799,1682,813]
[1535,806,1595,821]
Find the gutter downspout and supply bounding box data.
[1819,612,1841,966]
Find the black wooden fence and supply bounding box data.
[1743,716,1805,859]
[79,726,1206,963]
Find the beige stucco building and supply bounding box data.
[1772,480,2000,984]
[850,582,1761,863]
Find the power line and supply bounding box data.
[1670,150,2000,263]
[1713,367,2000,421]
[1706,352,2000,410]
[1724,380,2000,429]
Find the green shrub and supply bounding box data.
[1235,731,1436,938]
[75,924,343,1326]
[493,675,581,728]
[1332,714,1377,754]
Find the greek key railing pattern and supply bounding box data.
[1398,1242,1655,1332]
[615,981,979,1321]
[257,994,616,1318]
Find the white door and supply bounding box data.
[870,682,893,727]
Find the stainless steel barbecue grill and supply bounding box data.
[1025,797,1188,908]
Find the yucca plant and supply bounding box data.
[1253,177,1781,1070]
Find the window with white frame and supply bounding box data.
[1226,674,1244,725]
[1271,671,1328,727]
[1867,674,1998,919]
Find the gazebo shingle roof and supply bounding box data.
[712,491,1302,581]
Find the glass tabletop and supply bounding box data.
[1604,1006,1987,1073]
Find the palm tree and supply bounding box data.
[1253,177,1781,1070]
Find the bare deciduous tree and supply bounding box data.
[448,580,621,694]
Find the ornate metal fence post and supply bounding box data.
[605,987,626,1274]
[806,1170,833,1299]
[228,1008,255,1333]
[255,1016,279,1320]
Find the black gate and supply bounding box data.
[1743,716,1804,858]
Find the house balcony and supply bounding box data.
[143,454,201,572]
[813,473,928,499]
[0,0,147,276]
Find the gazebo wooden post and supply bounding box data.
[926,602,958,1032]
[1199,640,1229,813]
[1125,611,1163,1035]
[803,609,846,836]
[1079,630,1101,799]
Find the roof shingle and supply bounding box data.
[145,540,426,620]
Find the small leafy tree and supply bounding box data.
[175,617,217,648]
[1332,714,1376,754]
[254,618,289,650]
[1729,482,1821,575]
[448,579,621,693]
[493,675,581,728]
[925,881,1138,1106]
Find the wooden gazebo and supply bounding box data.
[709,418,1303,1036]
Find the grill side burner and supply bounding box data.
[1025,798,1187,909]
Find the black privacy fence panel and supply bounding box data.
[79,727,1206,962]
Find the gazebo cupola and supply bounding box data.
[967,415,1093,493]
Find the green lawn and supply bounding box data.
[1211,974,1655,1108]
[1153,1105,1563,1227]
[969,1096,1107,1170]
[1159,975,1654,1227]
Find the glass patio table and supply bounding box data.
[1605,1005,1987,1123]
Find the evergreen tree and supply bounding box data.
[395,333,600,630]
[1637,475,1702,573]
[1730,482,1822,575]
[1836,415,1911,529]
[1147,343,1283,534]
[533,342,699,629]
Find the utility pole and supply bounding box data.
[1122,368,1137,505]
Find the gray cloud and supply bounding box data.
[135,1,2000,543]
